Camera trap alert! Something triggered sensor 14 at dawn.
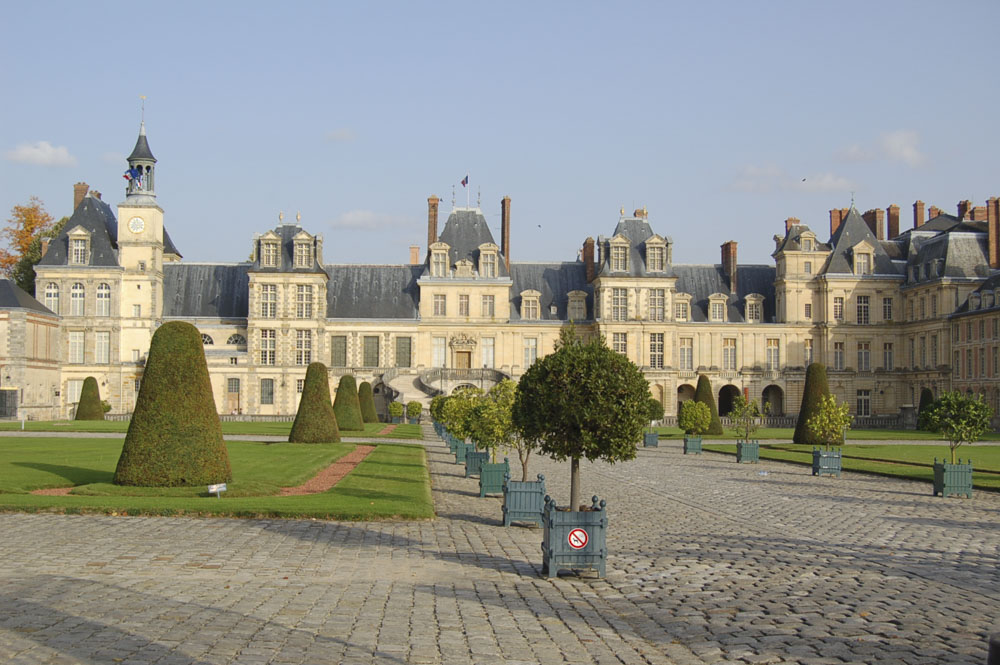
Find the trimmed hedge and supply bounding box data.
[358,381,379,423]
[75,376,105,420]
[113,321,232,487]
[333,375,364,431]
[793,362,830,445]
[289,362,341,443]
[694,374,724,435]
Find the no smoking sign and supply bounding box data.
[567,528,589,550]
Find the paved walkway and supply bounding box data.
[0,428,998,664]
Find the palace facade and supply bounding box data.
[4,124,1000,423]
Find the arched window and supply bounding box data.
[70,283,85,316]
[44,283,59,313]
[201,334,214,345]
[227,334,247,346]
[96,283,111,317]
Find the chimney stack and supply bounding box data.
[972,206,987,221]
[721,240,738,295]
[426,195,439,254]
[40,238,50,258]
[409,245,420,265]
[862,209,885,240]
[583,237,596,283]
[928,205,941,220]
[830,208,845,237]
[988,197,1000,269]
[73,182,89,211]
[784,217,799,233]
[958,200,974,220]
[887,204,900,239]
[500,196,511,271]
[913,200,926,228]
[91,190,101,200]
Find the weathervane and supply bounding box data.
[477,187,481,208]
[140,95,146,123]
[451,185,456,208]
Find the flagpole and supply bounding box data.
[466,172,470,208]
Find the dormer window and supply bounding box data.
[645,236,666,272]
[567,291,587,321]
[430,242,450,277]
[610,240,629,272]
[745,294,764,323]
[521,290,541,320]
[803,238,813,251]
[674,293,692,322]
[294,241,312,267]
[855,253,871,275]
[971,294,981,310]
[67,227,91,265]
[478,244,499,278]
[708,293,728,323]
[262,241,279,267]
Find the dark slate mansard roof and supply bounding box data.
[509,263,594,321]
[429,209,510,278]
[673,264,777,323]
[326,265,421,319]
[250,223,326,274]
[597,217,673,278]
[38,196,120,268]
[163,264,250,318]
[0,279,56,315]
[822,207,901,276]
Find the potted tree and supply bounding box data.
[406,400,422,424]
[729,394,762,463]
[513,328,648,578]
[644,397,664,447]
[678,400,710,454]
[442,386,483,465]
[430,394,447,437]
[807,394,852,477]
[388,401,404,424]
[920,391,992,498]
[468,380,518,495]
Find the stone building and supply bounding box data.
[14,123,1000,421]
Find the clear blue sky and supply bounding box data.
[2,1,998,267]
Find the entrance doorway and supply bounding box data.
[455,351,472,369]
[227,378,241,414]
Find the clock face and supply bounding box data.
[128,217,145,234]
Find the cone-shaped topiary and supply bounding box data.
[694,374,724,434]
[289,362,341,443]
[333,374,365,431]
[916,387,934,430]
[793,362,830,445]
[358,381,378,423]
[75,376,105,420]
[113,321,231,486]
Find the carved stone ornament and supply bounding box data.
[449,333,477,349]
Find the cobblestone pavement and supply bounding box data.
[1,427,998,664]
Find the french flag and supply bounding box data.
[460,174,469,187]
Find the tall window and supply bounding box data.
[994,347,999,377]
[675,302,689,322]
[856,296,870,325]
[69,331,84,363]
[746,301,761,323]
[568,296,586,321]
[95,331,110,364]
[133,304,141,318]
[710,302,725,322]
[433,294,446,316]
[883,297,893,321]
[431,251,448,277]
[294,242,311,267]
[909,338,915,368]
[834,341,844,370]
[650,333,664,369]
[646,246,664,272]
[481,337,494,368]
[44,283,59,313]
[260,329,276,365]
[612,332,627,355]
[480,252,497,278]
[523,338,538,367]
[833,297,844,320]
[481,295,495,317]
[458,294,469,317]
[610,245,628,271]
[920,297,926,319]
[262,242,279,267]
[611,288,627,321]
[395,337,412,368]
[261,284,277,318]
[432,336,446,367]
[883,343,894,370]
[648,289,665,322]
[919,337,926,367]
[766,338,780,371]
[71,238,87,264]
[70,283,85,316]
[679,338,693,370]
[296,285,313,318]
[723,338,737,370]
[857,342,870,371]
[362,336,379,367]
[856,390,871,417]
[295,330,312,365]
[95,283,111,316]
[331,335,347,367]
[66,379,83,403]
[954,351,960,377]
[855,253,870,275]
[804,261,812,274]
[522,297,539,320]
[931,335,938,367]
[261,379,274,405]
[804,339,813,365]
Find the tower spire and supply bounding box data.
[124,99,157,200]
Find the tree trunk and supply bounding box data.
[570,456,581,510]
[519,449,531,482]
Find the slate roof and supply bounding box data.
[0,279,56,315]
[163,229,182,258]
[597,217,674,277]
[432,209,509,277]
[673,264,777,323]
[773,223,831,254]
[326,265,421,319]
[509,262,593,321]
[38,196,120,268]
[250,223,326,274]
[904,231,990,284]
[127,125,156,162]
[823,207,901,276]
[953,273,1000,317]
[163,264,250,318]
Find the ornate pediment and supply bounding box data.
[449,332,477,349]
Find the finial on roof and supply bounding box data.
[139,95,146,134]
[452,185,456,208]
[279,211,284,222]
[850,191,856,208]
[477,187,481,207]
[296,211,301,223]
[620,206,625,216]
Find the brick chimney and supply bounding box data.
[583,237,596,283]
[784,217,799,233]
[73,182,89,211]
[928,205,941,219]
[426,195,439,253]
[830,208,845,237]
[409,245,420,265]
[958,200,974,220]
[989,197,1000,269]
[41,238,50,258]
[913,200,925,228]
[862,209,885,240]
[887,204,900,239]
[972,206,988,221]
[91,191,101,200]
[721,240,738,295]
[500,196,511,271]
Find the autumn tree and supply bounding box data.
[1,198,55,286]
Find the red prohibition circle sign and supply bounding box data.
[567,528,589,550]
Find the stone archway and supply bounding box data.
[452,383,477,395]
[718,385,741,417]
[762,384,784,416]
[677,383,696,414]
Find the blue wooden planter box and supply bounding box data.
[465,451,489,478]
[683,436,702,454]
[812,448,842,477]
[503,473,546,527]
[541,495,607,578]
[933,459,973,498]
[407,417,419,424]
[736,440,759,463]
[643,432,659,448]
[391,416,402,424]
[479,458,510,496]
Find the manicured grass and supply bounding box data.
[0,420,424,440]
[653,426,1000,442]
[0,436,432,519]
[702,442,1000,492]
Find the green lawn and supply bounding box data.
[701,442,1000,492]
[0,420,423,440]
[653,426,1000,442]
[0,436,433,519]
